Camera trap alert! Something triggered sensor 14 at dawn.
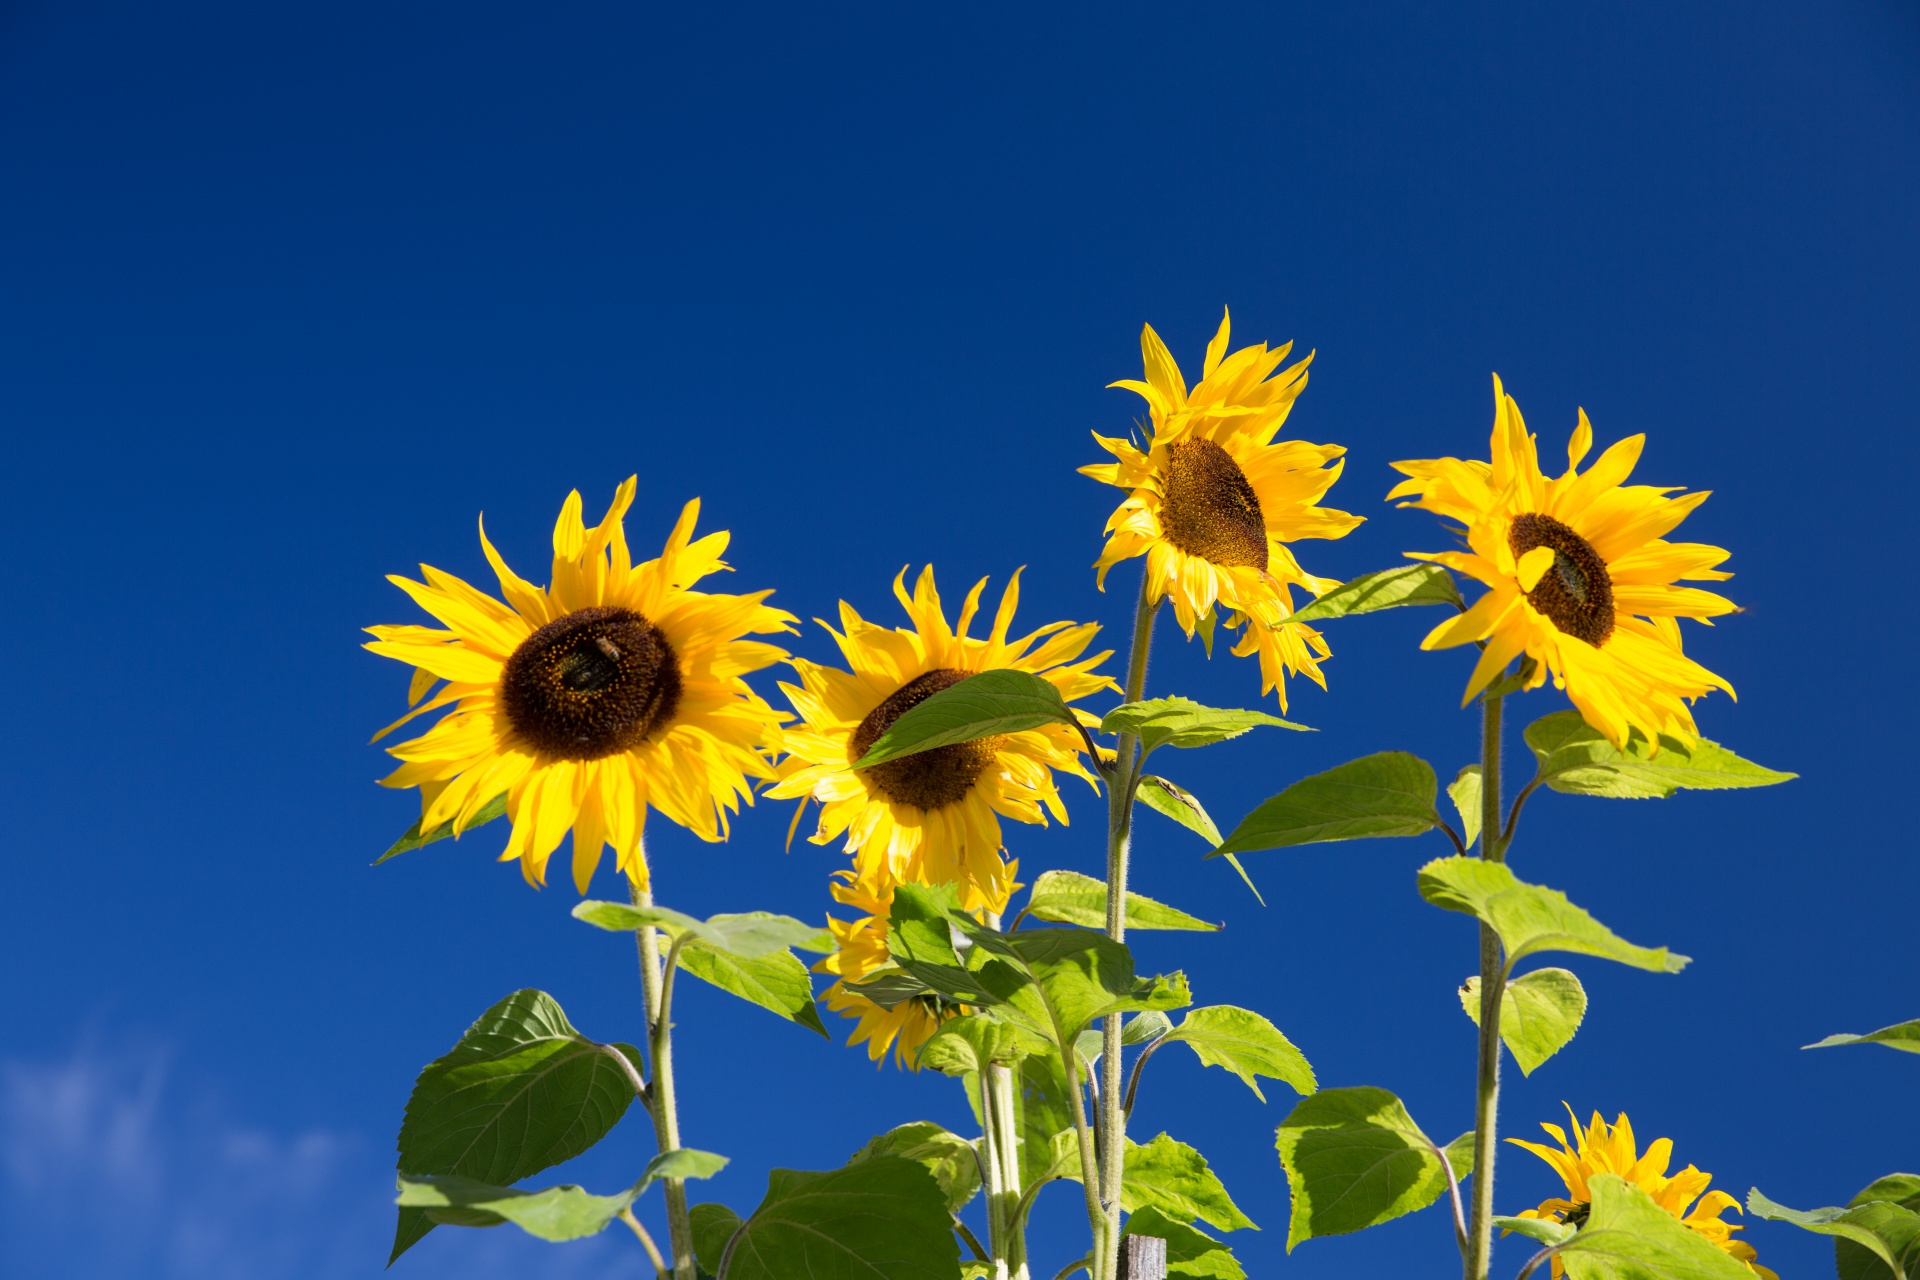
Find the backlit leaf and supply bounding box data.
[1459,967,1587,1075]
[1101,697,1309,752]
[394,1148,727,1243]
[1274,1086,1453,1248]
[1523,711,1795,800]
[1287,564,1464,624]
[1166,1006,1315,1102]
[1214,753,1439,856]
[679,946,829,1037]
[571,900,831,956]
[848,1122,982,1213]
[1448,766,1482,849]
[852,669,1078,770]
[1057,1133,1254,1233]
[1025,869,1219,932]
[1124,1206,1244,1279]
[1749,1180,1920,1280]
[1555,1174,1765,1279]
[1418,857,1689,975]
[376,792,507,864]
[1806,1019,1920,1056]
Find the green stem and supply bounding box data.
[987,1063,1029,1278]
[631,875,697,1280]
[1097,570,1160,1280]
[1465,693,1506,1280]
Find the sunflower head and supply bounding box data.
[1080,309,1362,709]
[1508,1107,1777,1280]
[1391,377,1738,749]
[767,565,1113,915]
[814,867,965,1070]
[367,479,795,893]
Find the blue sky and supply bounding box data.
[2,3,1915,1277]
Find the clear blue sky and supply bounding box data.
[2,3,1914,1278]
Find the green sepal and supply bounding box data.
[1273,1085,1455,1248]
[851,669,1078,770]
[1524,711,1795,799]
[1214,753,1439,856]
[1806,1019,1920,1055]
[1024,869,1219,932]
[1164,1006,1315,1101]
[848,1122,982,1213]
[376,792,507,864]
[1101,696,1310,752]
[1418,856,1689,975]
[1460,967,1587,1075]
[1287,564,1464,623]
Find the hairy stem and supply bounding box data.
[1097,570,1160,1280]
[987,1063,1029,1278]
[631,875,697,1280]
[1465,693,1507,1280]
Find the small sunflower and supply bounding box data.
[767,566,1114,915]
[1390,377,1735,749]
[367,478,795,892]
[1081,309,1363,709]
[1510,1107,1777,1279]
[815,865,964,1070]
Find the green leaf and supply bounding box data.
[1459,968,1587,1075]
[1495,1214,1577,1247]
[949,914,1192,1048]
[1749,1183,1920,1280]
[1288,564,1465,624]
[1058,1133,1254,1233]
[679,946,829,1037]
[1417,857,1689,975]
[376,792,507,864]
[395,1146,726,1243]
[1125,1206,1245,1279]
[391,990,643,1262]
[1448,766,1482,849]
[1806,1019,1920,1056]
[571,901,831,957]
[1025,869,1220,932]
[918,1015,1042,1075]
[1523,711,1796,800]
[1554,1174,1763,1279]
[1214,752,1440,856]
[1165,1006,1316,1102]
[1101,697,1311,752]
[715,1157,960,1280]
[1273,1086,1453,1248]
[1845,1175,1920,1280]
[1074,1012,1169,1073]
[852,669,1078,770]
[1137,775,1224,845]
[1015,1055,1077,1190]
[848,1122,982,1214]
[692,1202,746,1275]
[1442,1132,1477,1184]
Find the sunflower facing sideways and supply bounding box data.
[1390,377,1736,749]
[1509,1107,1777,1279]
[367,478,795,892]
[1081,309,1363,708]
[815,863,963,1069]
[768,566,1115,916]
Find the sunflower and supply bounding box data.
[1510,1107,1777,1279]
[367,478,795,892]
[767,566,1114,915]
[1080,309,1363,709]
[815,865,963,1069]
[1389,377,1736,749]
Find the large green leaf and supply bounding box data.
[692,1201,746,1275]
[1024,869,1219,932]
[947,912,1192,1047]
[1417,857,1689,975]
[1101,697,1310,752]
[1750,1180,1920,1280]
[714,1156,960,1280]
[1287,564,1464,624]
[1214,753,1439,856]
[1554,1174,1764,1279]
[1806,1019,1920,1056]
[1165,1006,1315,1102]
[679,946,829,1037]
[1523,711,1795,799]
[851,669,1078,770]
[1460,968,1587,1076]
[1124,1206,1244,1279]
[848,1122,982,1214]
[1056,1133,1254,1233]
[572,900,832,956]
[1273,1086,1453,1248]
[394,1148,727,1242]
[1015,1053,1077,1191]
[391,990,644,1261]
[918,1015,1042,1075]
[376,792,508,864]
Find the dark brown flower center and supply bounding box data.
[1509,513,1614,646]
[1159,439,1269,570]
[849,668,1003,811]
[500,605,682,759]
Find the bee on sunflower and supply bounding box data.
[814,863,966,1069]
[768,565,1115,916]
[366,478,795,892]
[1390,378,1736,749]
[1080,309,1363,709]
[1510,1108,1777,1279]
